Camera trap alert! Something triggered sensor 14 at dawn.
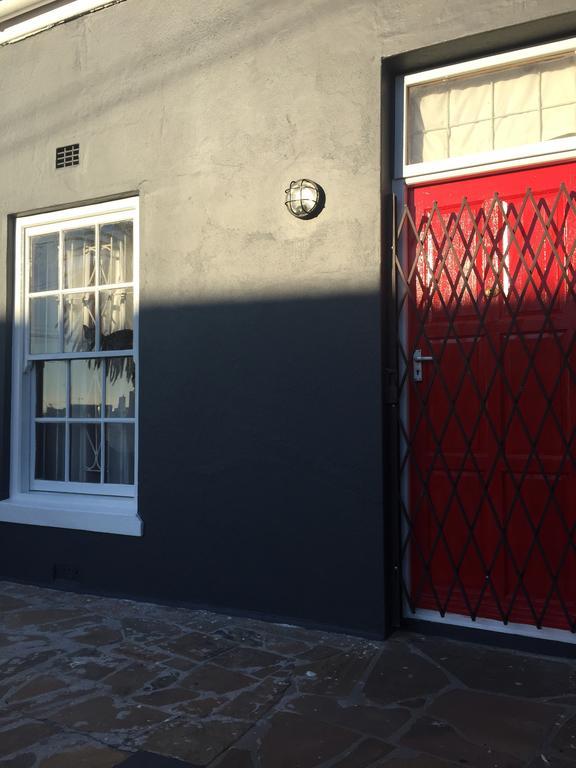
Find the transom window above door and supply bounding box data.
[398,37,576,179]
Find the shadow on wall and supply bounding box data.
[0,291,387,637]
[1,0,362,156]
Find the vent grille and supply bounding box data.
[55,144,79,169]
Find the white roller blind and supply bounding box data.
[407,53,576,164]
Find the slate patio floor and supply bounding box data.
[0,581,575,767]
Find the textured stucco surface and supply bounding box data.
[2,0,576,302]
[0,0,575,633]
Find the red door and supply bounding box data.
[403,162,576,631]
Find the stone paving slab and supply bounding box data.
[0,581,575,767]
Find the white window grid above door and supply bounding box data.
[396,36,576,183]
[12,198,139,499]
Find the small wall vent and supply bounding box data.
[56,143,80,169]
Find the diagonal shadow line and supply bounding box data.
[0,0,360,157]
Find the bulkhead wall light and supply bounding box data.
[285,179,325,219]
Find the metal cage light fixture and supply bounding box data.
[285,179,325,219]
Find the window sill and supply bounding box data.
[0,493,142,536]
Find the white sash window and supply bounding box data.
[0,197,141,536]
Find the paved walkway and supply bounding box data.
[0,581,575,767]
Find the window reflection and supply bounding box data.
[70,423,101,483]
[105,424,134,484]
[106,358,135,417]
[30,296,60,354]
[36,361,66,418]
[30,233,59,293]
[35,423,65,481]
[100,289,133,350]
[64,227,95,289]
[64,293,95,352]
[70,360,102,418]
[100,222,133,285]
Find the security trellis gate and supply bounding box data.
[390,162,576,635]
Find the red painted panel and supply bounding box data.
[503,473,574,627]
[406,161,576,631]
[504,334,570,463]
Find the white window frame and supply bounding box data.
[0,197,142,537]
[397,35,576,185]
[0,1,116,45]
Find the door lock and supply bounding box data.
[413,348,433,382]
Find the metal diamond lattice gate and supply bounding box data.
[392,163,576,634]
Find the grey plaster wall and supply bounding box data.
[0,0,574,634]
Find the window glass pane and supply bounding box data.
[105,423,134,484]
[64,227,95,289]
[35,423,65,481]
[30,296,60,354]
[100,222,133,285]
[64,292,95,352]
[36,361,66,418]
[100,289,133,350]
[105,357,135,417]
[70,423,101,483]
[70,360,102,418]
[22,203,137,495]
[30,233,59,292]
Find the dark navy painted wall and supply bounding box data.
[0,294,386,634]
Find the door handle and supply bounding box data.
[413,348,433,382]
